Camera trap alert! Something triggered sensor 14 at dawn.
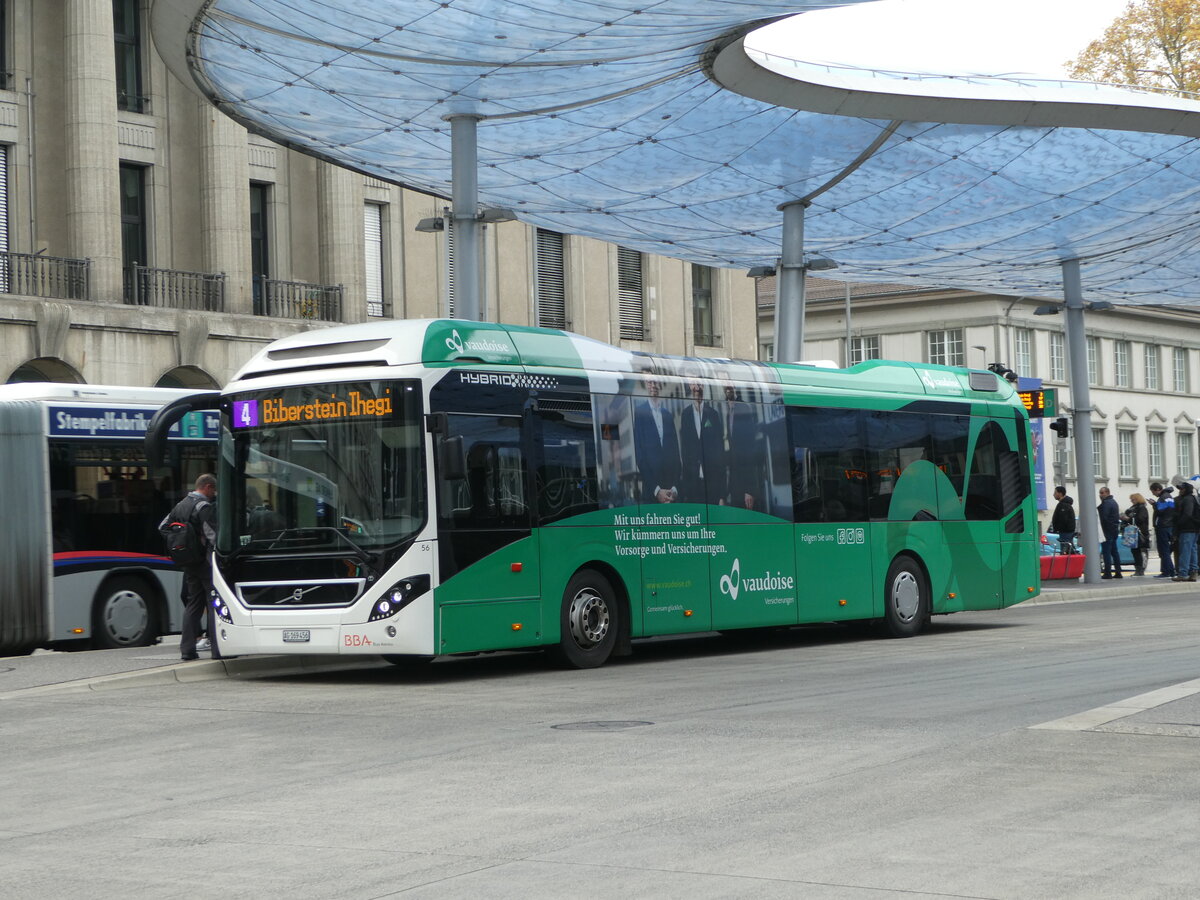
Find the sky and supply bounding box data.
[771,0,1133,80]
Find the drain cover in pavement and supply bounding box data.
[551,720,653,731]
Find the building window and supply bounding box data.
[1118,430,1136,479]
[617,247,645,340]
[927,328,964,367]
[848,335,881,365]
[113,0,146,112]
[0,1,8,91]
[1173,347,1189,393]
[119,163,146,270]
[0,145,8,293]
[1091,428,1105,478]
[1086,336,1100,385]
[535,229,568,330]
[691,264,717,346]
[1145,345,1160,391]
[1014,328,1032,377]
[1114,340,1130,388]
[1049,332,1066,382]
[364,203,386,317]
[249,182,270,314]
[1054,436,1073,479]
[1148,431,1165,480]
[761,342,774,362]
[1178,432,1194,478]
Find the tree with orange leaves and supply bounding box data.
[1066,0,1200,94]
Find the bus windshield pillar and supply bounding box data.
[1062,258,1101,584]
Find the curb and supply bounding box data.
[0,654,384,700]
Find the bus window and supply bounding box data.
[594,394,637,509]
[864,410,933,521]
[534,399,598,525]
[965,420,1007,520]
[437,415,528,529]
[789,407,868,523]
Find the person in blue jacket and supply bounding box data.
[1097,486,1123,579]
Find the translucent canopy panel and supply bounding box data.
[152,0,1200,303]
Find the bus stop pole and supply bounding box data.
[449,114,482,321]
[774,200,808,364]
[1062,258,1101,584]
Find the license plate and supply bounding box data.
[282,629,311,643]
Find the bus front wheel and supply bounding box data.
[93,576,160,649]
[553,569,618,669]
[882,556,928,638]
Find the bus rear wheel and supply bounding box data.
[882,556,928,638]
[93,576,159,649]
[553,569,618,669]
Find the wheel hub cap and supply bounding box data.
[892,572,920,623]
[568,588,610,648]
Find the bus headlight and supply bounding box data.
[212,592,232,625]
[368,574,430,622]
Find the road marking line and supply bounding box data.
[1031,677,1200,731]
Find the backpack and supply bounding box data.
[160,496,209,566]
[1120,523,1140,549]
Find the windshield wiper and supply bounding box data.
[266,527,378,566]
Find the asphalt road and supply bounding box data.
[3,590,1199,899]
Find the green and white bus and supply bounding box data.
[148,319,1039,668]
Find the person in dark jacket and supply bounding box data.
[1173,481,1199,582]
[1149,482,1176,578]
[159,473,219,660]
[1122,493,1150,576]
[1097,486,1123,578]
[1050,486,1076,551]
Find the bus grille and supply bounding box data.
[235,579,364,608]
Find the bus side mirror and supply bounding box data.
[438,435,466,481]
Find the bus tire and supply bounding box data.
[882,556,928,638]
[92,576,160,649]
[553,568,618,669]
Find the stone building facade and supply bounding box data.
[0,1,756,388]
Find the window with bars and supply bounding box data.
[691,264,717,346]
[848,335,880,365]
[1148,431,1165,480]
[364,203,386,317]
[1173,347,1189,393]
[1118,430,1136,479]
[927,328,964,366]
[1014,328,1032,376]
[114,0,146,112]
[535,229,568,330]
[1087,336,1100,385]
[1091,428,1106,478]
[1049,332,1066,382]
[1145,344,1160,391]
[1178,431,1194,477]
[617,247,646,340]
[0,145,8,293]
[1114,340,1130,388]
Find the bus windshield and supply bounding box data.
[218,380,425,556]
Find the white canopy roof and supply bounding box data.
[152,0,1200,302]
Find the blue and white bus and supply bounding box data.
[0,384,218,654]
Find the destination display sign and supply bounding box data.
[49,406,219,440]
[1018,388,1056,418]
[232,383,397,428]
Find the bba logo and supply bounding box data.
[719,558,795,601]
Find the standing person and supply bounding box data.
[632,373,680,503]
[1149,482,1177,578]
[1097,487,1123,579]
[1050,485,1076,552]
[1123,493,1150,576]
[677,377,725,504]
[1173,481,1199,582]
[160,473,218,660]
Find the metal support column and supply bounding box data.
[449,114,482,321]
[1062,258,1101,583]
[774,200,808,364]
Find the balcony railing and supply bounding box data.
[0,251,90,301]
[125,265,225,311]
[254,277,343,322]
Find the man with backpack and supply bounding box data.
[159,474,218,661]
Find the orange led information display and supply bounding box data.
[262,390,392,423]
[1017,388,1055,418]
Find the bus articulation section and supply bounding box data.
[0,384,219,654]
[157,319,1039,669]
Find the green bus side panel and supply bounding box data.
[709,522,797,629]
[795,524,873,623]
[637,501,711,634]
[435,535,543,654]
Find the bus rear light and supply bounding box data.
[369,574,430,622]
[511,562,522,572]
